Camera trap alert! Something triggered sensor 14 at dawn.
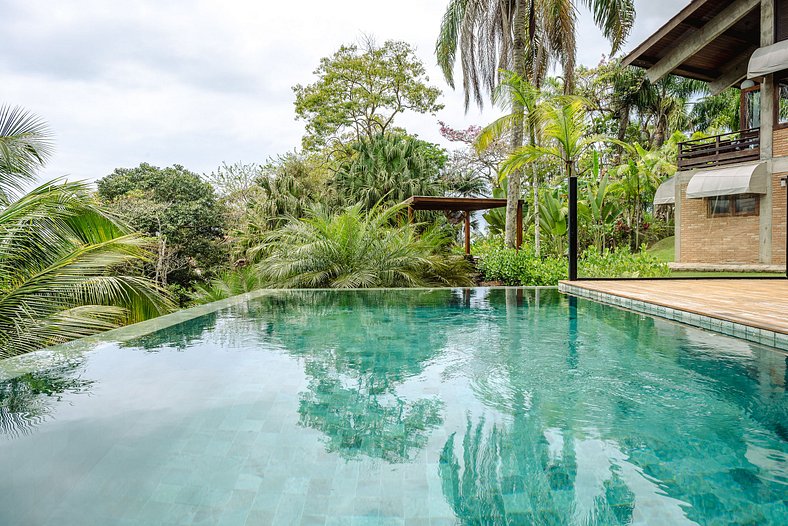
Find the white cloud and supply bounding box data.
[0,0,686,184]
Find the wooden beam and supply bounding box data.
[709,46,757,94]
[622,0,709,67]
[464,211,471,256]
[646,0,760,83]
[516,201,523,250]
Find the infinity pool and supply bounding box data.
[0,288,785,525]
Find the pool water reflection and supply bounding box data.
[0,288,785,525]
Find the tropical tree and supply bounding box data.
[293,39,443,150]
[0,106,172,358]
[691,87,741,133]
[96,163,227,290]
[642,76,707,148]
[537,187,569,256]
[436,0,635,247]
[612,141,676,248]
[255,202,473,289]
[502,96,606,195]
[477,71,543,253]
[332,133,448,209]
[579,153,619,250]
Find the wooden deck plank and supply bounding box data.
[564,279,788,334]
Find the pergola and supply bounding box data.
[404,196,524,255]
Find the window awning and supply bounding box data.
[748,40,788,78]
[653,176,675,205]
[686,162,768,199]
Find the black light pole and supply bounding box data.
[568,174,578,280]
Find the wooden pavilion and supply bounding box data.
[404,196,524,255]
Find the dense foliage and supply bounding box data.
[333,133,448,209]
[5,8,752,354]
[474,242,669,286]
[96,163,227,293]
[0,107,172,357]
[255,203,473,289]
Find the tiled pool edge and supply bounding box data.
[0,288,279,380]
[0,286,557,380]
[558,282,788,352]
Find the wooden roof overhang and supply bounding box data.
[404,196,524,253]
[403,196,522,211]
[623,0,761,92]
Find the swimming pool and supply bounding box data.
[0,288,785,525]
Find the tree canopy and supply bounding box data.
[293,39,444,150]
[96,163,227,289]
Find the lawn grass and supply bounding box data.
[647,236,674,262]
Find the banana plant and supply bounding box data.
[538,188,568,257]
[579,151,619,250]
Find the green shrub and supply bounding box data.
[189,267,268,305]
[474,241,669,285]
[473,244,567,286]
[256,202,473,288]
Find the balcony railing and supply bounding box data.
[677,128,760,169]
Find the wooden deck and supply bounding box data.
[562,279,788,335]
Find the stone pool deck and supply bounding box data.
[559,279,788,351]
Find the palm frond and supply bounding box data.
[0,105,54,200]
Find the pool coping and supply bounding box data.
[0,288,275,380]
[0,286,558,380]
[558,282,788,352]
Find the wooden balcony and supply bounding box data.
[677,128,760,170]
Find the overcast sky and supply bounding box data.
[0,0,687,184]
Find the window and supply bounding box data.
[740,85,761,130]
[707,194,760,217]
[777,78,788,127]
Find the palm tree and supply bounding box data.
[477,72,543,253]
[502,96,604,186]
[612,142,676,249]
[643,76,707,148]
[436,0,529,248]
[436,0,635,247]
[332,133,446,210]
[0,105,173,358]
[255,202,473,289]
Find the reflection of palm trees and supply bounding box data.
[439,416,635,526]
[444,291,786,525]
[437,289,637,525]
[298,361,443,462]
[0,360,92,438]
[249,289,463,461]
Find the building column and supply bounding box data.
[760,0,775,262]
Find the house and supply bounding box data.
[624,0,787,267]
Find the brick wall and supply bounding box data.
[773,172,787,265]
[773,128,788,157]
[678,182,761,264]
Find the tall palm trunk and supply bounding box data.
[505,0,528,248]
[530,126,540,256]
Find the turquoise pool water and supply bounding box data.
[0,288,785,525]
